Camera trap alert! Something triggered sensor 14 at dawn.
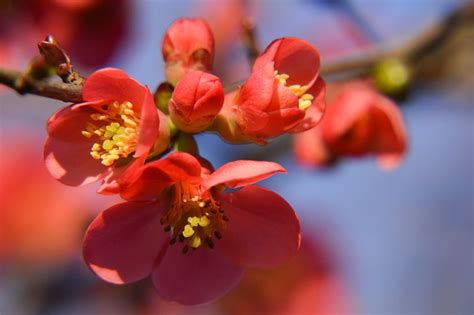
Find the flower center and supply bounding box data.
[274,71,314,110]
[81,101,140,166]
[161,182,228,254]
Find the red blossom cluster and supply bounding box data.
[41,18,408,305]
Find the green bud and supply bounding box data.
[154,82,174,114]
[373,58,411,97]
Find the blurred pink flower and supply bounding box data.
[0,134,111,266]
[294,81,408,169]
[0,0,130,68]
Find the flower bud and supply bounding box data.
[373,58,411,97]
[169,71,224,133]
[162,18,215,85]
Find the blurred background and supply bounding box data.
[1,0,473,314]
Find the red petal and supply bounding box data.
[218,185,301,267]
[261,107,305,137]
[134,86,159,158]
[256,38,321,87]
[372,96,407,169]
[44,104,108,186]
[275,37,320,86]
[83,200,168,284]
[322,87,374,139]
[97,154,147,195]
[82,68,146,110]
[203,161,286,190]
[152,244,244,305]
[120,152,202,200]
[239,61,275,114]
[293,126,333,167]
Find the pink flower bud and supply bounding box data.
[169,71,224,133]
[162,18,215,85]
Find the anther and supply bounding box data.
[169,237,177,245]
[214,231,222,240]
[190,235,202,248]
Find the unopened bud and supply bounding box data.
[373,58,411,97]
[162,18,214,85]
[169,71,224,133]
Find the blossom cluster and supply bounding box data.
[42,18,407,305]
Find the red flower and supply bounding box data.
[169,70,224,133]
[44,68,169,191]
[162,18,215,85]
[215,37,325,143]
[83,152,300,305]
[294,82,407,169]
[0,0,129,68]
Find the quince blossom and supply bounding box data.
[44,68,169,192]
[215,37,325,144]
[83,152,300,305]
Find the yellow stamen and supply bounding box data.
[187,216,200,227]
[182,224,195,238]
[102,139,114,151]
[274,71,314,111]
[161,184,228,252]
[199,216,210,227]
[81,101,140,166]
[190,235,202,248]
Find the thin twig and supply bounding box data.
[321,2,474,79]
[241,18,260,67]
[0,67,83,102]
